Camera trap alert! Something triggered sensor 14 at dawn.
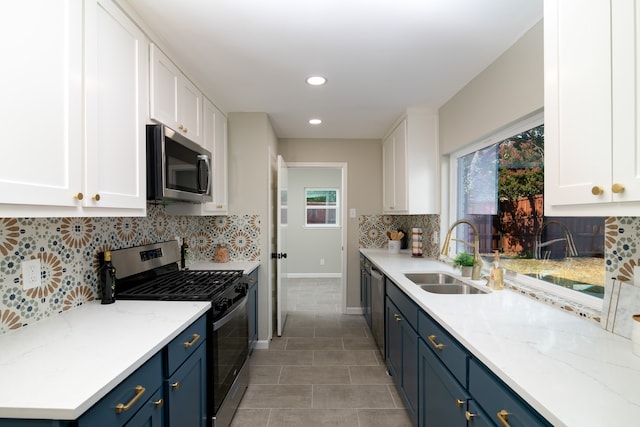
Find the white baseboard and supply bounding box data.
[254,340,269,350]
[286,273,342,279]
[345,306,364,315]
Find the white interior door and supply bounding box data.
[276,155,288,336]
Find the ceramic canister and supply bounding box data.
[412,228,423,256]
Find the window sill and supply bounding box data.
[502,271,603,325]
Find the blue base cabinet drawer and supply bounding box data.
[165,315,206,376]
[77,352,163,427]
[418,311,468,387]
[386,279,418,331]
[468,358,551,427]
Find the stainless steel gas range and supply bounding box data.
[109,240,249,427]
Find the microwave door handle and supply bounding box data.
[197,155,211,195]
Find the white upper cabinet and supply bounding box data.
[0,0,83,212]
[382,108,439,214]
[150,44,203,145]
[0,0,147,217]
[544,0,640,216]
[84,0,147,212]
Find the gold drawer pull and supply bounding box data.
[115,385,146,414]
[171,381,180,390]
[154,398,164,408]
[612,183,625,194]
[428,334,445,350]
[591,186,604,195]
[455,399,464,407]
[92,194,101,202]
[393,313,402,322]
[75,192,84,200]
[465,410,476,421]
[497,410,511,427]
[183,333,201,348]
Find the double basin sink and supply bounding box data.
[404,272,489,295]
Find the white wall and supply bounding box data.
[286,167,342,276]
[228,112,277,342]
[439,20,544,154]
[278,138,382,308]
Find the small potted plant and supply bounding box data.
[452,251,474,277]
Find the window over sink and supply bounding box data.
[450,113,605,305]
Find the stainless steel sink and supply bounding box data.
[419,283,488,295]
[404,272,489,295]
[404,273,458,285]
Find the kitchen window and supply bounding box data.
[450,114,605,306]
[305,188,339,227]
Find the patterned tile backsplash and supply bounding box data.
[358,214,440,257]
[0,205,260,334]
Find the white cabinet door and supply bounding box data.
[150,44,202,145]
[203,98,228,214]
[544,0,612,209]
[545,0,640,215]
[392,120,408,212]
[382,110,438,215]
[382,120,408,213]
[84,0,147,212]
[150,44,179,129]
[178,78,203,145]
[0,0,84,211]
[612,0,640,203]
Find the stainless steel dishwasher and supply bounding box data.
[370,266,385,359]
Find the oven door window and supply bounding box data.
[212,300,249,413]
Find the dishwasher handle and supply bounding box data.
[370,267,383,280]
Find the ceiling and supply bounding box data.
[123,0,543,140]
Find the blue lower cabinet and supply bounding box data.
[164,343,207,427]
[465,401,495,427]
[77,352,163,427]
[124,388,164,427]
[385,296,418,426]
[418,339,468,427]
[468,359,551,427]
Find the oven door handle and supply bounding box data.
[213,297,248,331]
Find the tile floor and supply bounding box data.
[231,278,413,427]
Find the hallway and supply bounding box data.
[231,279,413,427]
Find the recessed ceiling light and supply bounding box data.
[309,118,322,125]
[306,75,327,86]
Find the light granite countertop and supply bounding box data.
[0,300,210,420]
[361,248,640,427]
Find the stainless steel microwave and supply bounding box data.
[146,124,212,204]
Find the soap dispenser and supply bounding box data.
[491,251,504,290]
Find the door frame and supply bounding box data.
[286,161,348,313]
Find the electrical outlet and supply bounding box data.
[349,208,356,218]
[320,258,325,265]
[22,259,41,290]
[432,230,438,244]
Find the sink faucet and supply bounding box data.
[441,219,483,280]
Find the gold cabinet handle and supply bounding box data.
[171,381,180,390]
[428,334,445,350]
[465,410,476,421]
[248,278,256,284]
[455,399,464,407]
[115,385,146,414]
[75,192,84,200]
[216,204,223,208]
[612,183,625,194]
[92,194,101,202]
[183,333,200,348]
[496,410,511,427]
[178,124,184,130]
[184,127,188,133]
[153,398,164,408]
[591,186,604,196]
[393,313,402,322]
